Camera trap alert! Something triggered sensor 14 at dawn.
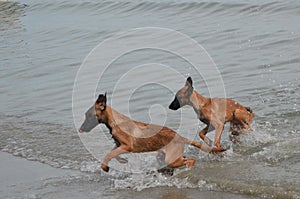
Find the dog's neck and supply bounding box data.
[189,90,208,110]
[103,106,130,130]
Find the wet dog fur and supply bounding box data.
[79,93,223,173]
[169,77,255,151]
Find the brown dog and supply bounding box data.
[169,77,255,151]
[78,93,222,173]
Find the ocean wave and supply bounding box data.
[27,0,300,16]
[0,1,27,31]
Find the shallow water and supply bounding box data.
[1,0,299,198]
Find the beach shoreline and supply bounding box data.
[0,151,79,198]
[0,151,259,199]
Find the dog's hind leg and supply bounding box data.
[233,109,253,132]
[183,157,196,169]
[164,141,196,169]
[167,156,196,169]
[167,156,187,168]
[164,141,186,168]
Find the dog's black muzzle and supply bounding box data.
[78,116,99,133]
[169,97,181,110]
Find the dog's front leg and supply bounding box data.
[111,145,128,164]
[101,146,128,172]
[199,125,214,146]
[212,121,225,150]
[115,156,128,164]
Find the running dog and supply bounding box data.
[78,93,223,173]
[169,77,255,151]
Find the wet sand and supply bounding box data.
[0,152,79,198]
[0,152,258,199]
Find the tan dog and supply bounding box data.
[78,93,222,173]
[169,77,255,151]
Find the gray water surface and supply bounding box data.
[1,0,299,198]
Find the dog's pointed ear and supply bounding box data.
[96,94,107,103]
[185,76,193,88]
[96,93,107,111]
[185,77,193,96]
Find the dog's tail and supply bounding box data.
[181,137,225,153]
[190,139,211,153]
[246,106,255,117]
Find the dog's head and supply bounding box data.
[78,93,107,133]
[169,77,194,110]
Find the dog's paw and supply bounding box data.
[116,157,128,164]
[210,146,226,154]
[231,131,239,136]
[229,134,242,144]
[157,167,174,176]
[101,163,110,172]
